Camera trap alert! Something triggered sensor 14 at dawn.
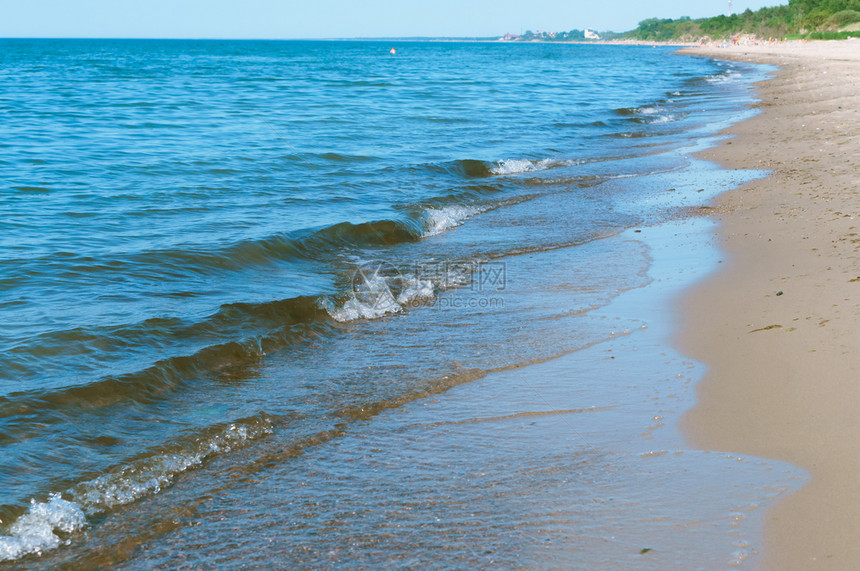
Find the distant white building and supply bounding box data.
[584,28,600,40]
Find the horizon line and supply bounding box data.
[0,34,627,42]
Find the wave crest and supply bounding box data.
[320,260,474,323]
[490,157,581,176]
[0,414,274,562]
[422,205,482,237]
[0,494,86,561]
[320,268,436,323]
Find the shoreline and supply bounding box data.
[676,42,860,568]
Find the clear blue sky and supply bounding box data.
[0,0,787,39]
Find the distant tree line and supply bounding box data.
[626,0,860,41]
[505,0,860,42]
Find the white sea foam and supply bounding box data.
[320,257,485,323]
[633,106,684,124]
[636,107,684,125]
[422,205,481,237]
[648,113,682,124]
[0,418,273,562]
[490,157,581,176]
[0,494,87,562]
[491,158,543,175]
[73,455,201,514]
[322,269,437,323]
[395,275,436,306]
[705,71,743,85]
[322,291,403,322]
[72,420,273,514]
[322,268,406,322]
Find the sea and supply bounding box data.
[0,39,805,568]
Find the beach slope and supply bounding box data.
[677,41,860,569]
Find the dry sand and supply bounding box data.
[675,40,860,569]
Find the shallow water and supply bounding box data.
[0,39,804,566]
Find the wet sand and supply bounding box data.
[677,40,860,569]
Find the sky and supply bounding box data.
[0,0,787,39]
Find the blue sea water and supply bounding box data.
[0,39,794,566]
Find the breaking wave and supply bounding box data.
[490,157,583,176]
[422,204,483,237]
[320,260,474,323]
[0,413,274,562]
[614,105,687,125]
[705,70,744,84]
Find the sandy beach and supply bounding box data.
[677,40,860,569]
